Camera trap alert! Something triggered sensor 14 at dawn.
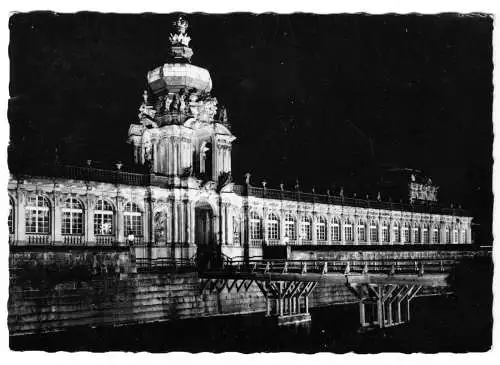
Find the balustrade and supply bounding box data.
[63,235,85,245]
[26,234,51,245]
[95,235,115,246]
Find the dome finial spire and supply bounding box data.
[169,16,193,62]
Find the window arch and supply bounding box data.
[422,225,430,244]
[267,212,280,240]
[284,214,296,240]
[25,195,51,234]
[453,227,459,244]
[249,211,262,240]
[357,220,367,243]
[331,217,341,242]
[382,221,390,243]
[124,202,143,237]
[344,218,354,243]
[8,196,14,234]
[403,223,410,243]
[413,224,421,243]
[94,199,115,235]
[300,215,312,241]
[432,225,440,244]
[62,197,85,235]
[444,226,451,244]
[460,229,466,244]
[316,216,327,241]
[369,220,378,243]
[392,222,401,243]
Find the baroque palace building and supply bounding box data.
[8,17,473,262]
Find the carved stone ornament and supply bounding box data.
[202,181,217,191]
[169,17,191,47]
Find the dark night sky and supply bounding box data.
[8,12,493,241]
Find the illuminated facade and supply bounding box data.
[7,17,473,261]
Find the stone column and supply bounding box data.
[311,213,317,245]
[86,195,95,245]
[353,216,359,245]
[53,193,62,244]
[262,207,268,243]
[219,202,225,245]
[190,202,196,244]
[280,209,285,245]
[340,215,345,245]
[16,190,26,243]
[359,301,367,327]
[116,196,124,244]
[170,197,176,245]
[224,204,229,245]
[378,221,383,245]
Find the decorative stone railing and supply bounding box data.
[26,234,52,245]
[63,235,85,245]
[95,235,115,246]
[232,184,469,217]
[266,239,281,246]
[249,239,262,247]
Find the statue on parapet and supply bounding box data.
[138,90,157,128]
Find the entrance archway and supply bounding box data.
[195,200,218,270]
[195,201,214,247]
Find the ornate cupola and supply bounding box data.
[128,16,235,183]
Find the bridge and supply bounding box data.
[195,256,456,327]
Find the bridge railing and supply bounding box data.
[217,258,459,275]
[135,257,197,272]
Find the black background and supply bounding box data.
[8,12,493,243]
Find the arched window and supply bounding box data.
[331,218,341,242]
[267,213,280,240]
[382,222,390,243]
[94,199,114,235]
[344,219,354,243]
[284,214,296,240]
[124,202,143,237]
[301,216,312,241]
[357,220,367,243]
[316,216,327,241]
[370,220,378,243]
[8,197,14,234]
[422,225,430,244]
[392,222,400,243]
[413,225,421,243]
[62,197,84,235]
[432,226,439,244]
[403,223,410,243]
[453,228,458,244]
[249,211,262,240]
[25,195,51,234]
[445,227,451,244]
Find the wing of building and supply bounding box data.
[8,17,473,261]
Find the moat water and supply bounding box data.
[10,295,492,353]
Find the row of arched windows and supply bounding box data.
[247,211,468,244]
[9,195,144,238]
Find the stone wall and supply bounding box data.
[10,248,470,336]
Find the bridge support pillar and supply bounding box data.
[254,280,317,326]
[359,301,368,327]
[349,283,422,329]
